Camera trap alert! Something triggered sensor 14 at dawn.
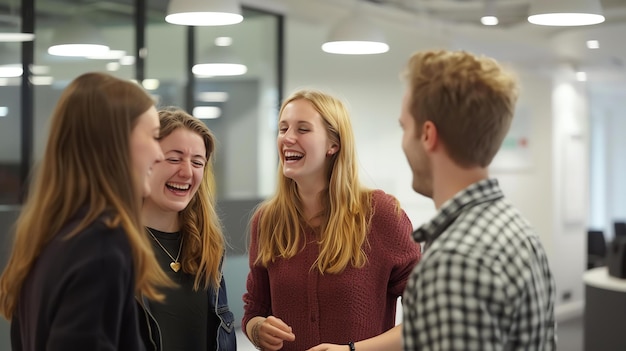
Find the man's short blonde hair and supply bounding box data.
[404,50,519,168]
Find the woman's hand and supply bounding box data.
[253,316,296,351]
[307,343,349,351]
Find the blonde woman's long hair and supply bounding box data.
[255,89,373,274]
[158,108,225,291]
[0,72,172,319]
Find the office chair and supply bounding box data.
[613,221,626,238]
[587,230,607,270]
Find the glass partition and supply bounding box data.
[0,42,22,205]
[0,0,283,337]
[146,7,282,201]
[33,0,136,161]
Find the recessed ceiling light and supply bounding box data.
[31,65,50,75]
[215,37,232,46]
[197,91,229,102]
[586,40,600,49]
[119,55,135,66]
[87,50,127,60]
[0,64,22,78]
[31,76,53,85]
[142,79,160,90]
[0,33,34,42]
[106,62,120,71]
[481,16,499,26]
[193,106,221,119]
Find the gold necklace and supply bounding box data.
[146,227,183,272]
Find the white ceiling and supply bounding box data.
[244,0,626,85]
[2,0,625,87]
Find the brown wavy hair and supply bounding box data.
[0,72,172,319]
[157,108,225,291]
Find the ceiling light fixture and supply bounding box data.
[87,49,127,60]
[119,55,135,66]
[165,0,243,26]
[0,14,34,42]
[31,65,50,75]
[197,91,229,102]
[0,64,21,77]
[481,16,499,26]
[193,43,247,76]
[214,36,233,46]
[528,0,605,26]
[193,106,222,119]
[586,40,600,49]
[142,79,160,90]
[322,12,389,55]
[48,19,109,57]
[0,43,21,77]
[31,76,53,85]
[480,0,499,26]
[106,62,120,71]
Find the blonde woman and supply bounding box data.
[242,90,421,351]
[0,72,171,350]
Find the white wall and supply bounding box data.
[589,85,626,239]
[551,66,590,317]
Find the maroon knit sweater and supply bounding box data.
[242,190,421,351]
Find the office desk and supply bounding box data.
[583,267,626,351]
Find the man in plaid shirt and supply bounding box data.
[398,50,557,350]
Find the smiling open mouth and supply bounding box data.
[285,151,303,161]
[166,182,191,191]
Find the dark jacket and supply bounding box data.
[136,298,163,351]
[10,214,156,351]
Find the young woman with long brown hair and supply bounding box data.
[0,72,172,350]
[141,107,236,350]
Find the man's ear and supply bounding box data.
[421,121,438,152]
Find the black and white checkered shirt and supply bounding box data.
[402,179,556,351]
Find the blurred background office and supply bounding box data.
[1,0,626,350]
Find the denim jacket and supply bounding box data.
[211,272,237,351]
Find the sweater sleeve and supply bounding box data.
[374,191,422,297]
[46,237,135,351]
[241,211,272,337]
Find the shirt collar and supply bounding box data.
[412,178,504,246]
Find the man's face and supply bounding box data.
[399,88,433,198]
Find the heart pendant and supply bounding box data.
[170,262,181,272]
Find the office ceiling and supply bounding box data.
[261,0,626,85]
[367,0,626,28]
[1,0,625,85]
